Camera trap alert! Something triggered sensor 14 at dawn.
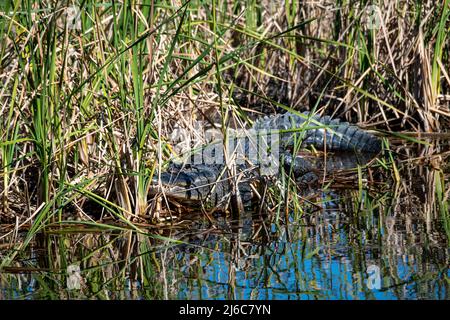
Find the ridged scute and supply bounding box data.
[252,112,381,153]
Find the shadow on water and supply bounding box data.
[0,142,449,300]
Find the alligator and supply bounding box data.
[150,111,381,210]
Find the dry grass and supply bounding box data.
[0,0,449,232]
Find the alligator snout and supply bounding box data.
[150,172,195,200]
[149,164,226,205]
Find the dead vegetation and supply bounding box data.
[0,0,449,230]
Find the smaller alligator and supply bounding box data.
[150,111,381,210]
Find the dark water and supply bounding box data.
[1,144,449,300]
[1,190,449,300]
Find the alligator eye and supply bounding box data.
[171,172,191,187]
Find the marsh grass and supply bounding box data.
[0,0,449,260]
[1,188,448,299]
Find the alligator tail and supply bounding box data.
[253,112,382,153]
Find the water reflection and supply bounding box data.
[0,143,449,300]
[1,187,448,300]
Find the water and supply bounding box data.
[1,196,448,299]
[0,144,449,300]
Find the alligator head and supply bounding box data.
[149,164,230,207]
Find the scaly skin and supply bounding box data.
[252,111,381,153]
[150,112,381,209]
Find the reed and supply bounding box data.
[0,0,449,250]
